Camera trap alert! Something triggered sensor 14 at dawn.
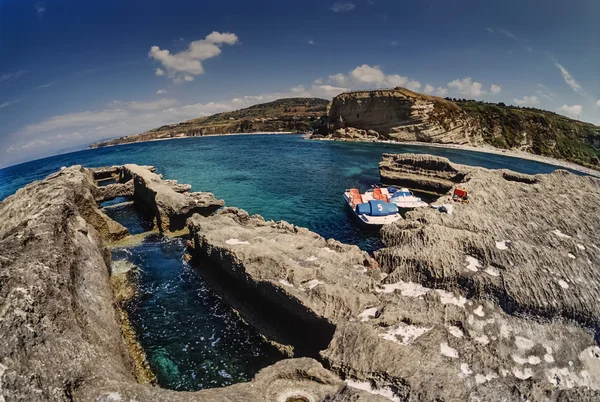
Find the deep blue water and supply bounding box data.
[0,134,577,250]
[112,236,283,390]
[0,134,581,391]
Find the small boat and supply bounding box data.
[343,188,401,226]
[385,187,429,209]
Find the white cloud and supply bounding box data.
[329,73,346,85]
[447,77,486,97]
[558,104,582,118]
[314,78,323,85]
[291,85,306,93]
[485,27,494,33]
[0,101,13,109]
[156,89,167,95]
[308,40,315,45]
[0,69,27,82]
[327,65,422,91]
[390,40,399,47]
[423,84,434,94]
[34,1,46,17]
[124,98,179,111]
[490,84,502,94]
[497,28,517,40]
[149,31,238,83]
[406,80,421,91]
[350,65,386,84]
[597,99,600,107]
[536,84,556,101]
[513,96,539,106]
[39,83,53,89]
[554,62,582,92]
[330,2,355,12]
[155,68,165,76]
[436,87,448,96]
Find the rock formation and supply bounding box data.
[0,165,381,402]
[379,153,468,194]
[120,164,224,232]
[326,87,479,144]
[186,156,600,401]
[319,87,600,170]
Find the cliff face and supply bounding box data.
[327,88,481,144]
[324,88,600,169]
[90,98,329,148]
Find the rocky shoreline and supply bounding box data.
[1,156,599,401]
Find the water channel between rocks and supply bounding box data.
[104,200,285,391]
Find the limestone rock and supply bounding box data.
[122,164,224,232]
[0,166,387,402]
[326,87,479,144]
[94,180,134,202]
[379,153,468,194]
[187,161,600,400]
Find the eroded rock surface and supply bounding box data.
[122,164,224,232]
[187,159,600,401]
[379,153,468,194]
[0,166,381,402]
[324,87,479,144]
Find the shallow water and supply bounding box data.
[0,134,578,250]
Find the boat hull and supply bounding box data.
[343,193,401,227]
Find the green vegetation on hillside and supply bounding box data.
[90,98,328,148]
[451,99,600,168]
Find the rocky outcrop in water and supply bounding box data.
[379,153,468,194]
[120,164,224,232]
[0,166,382,402]
[187,157,600,401]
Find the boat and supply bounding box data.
[343,188,401,226]
[385,187,429,209]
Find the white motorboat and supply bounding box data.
[343,188,401,226]
[385,187,429,209]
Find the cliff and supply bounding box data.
[89,98,329,148]
[321,88,600,169]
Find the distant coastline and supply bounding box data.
[91,131,295,148]
[310,137,600,178]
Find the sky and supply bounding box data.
[0,0,598,168]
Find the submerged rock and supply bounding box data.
[187,157,600,401]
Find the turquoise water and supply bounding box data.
[0,134,580,391]
[0,134,577,250]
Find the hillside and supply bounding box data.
[455,100,600,167]
[321,87,600,169]
[89,98,329,148]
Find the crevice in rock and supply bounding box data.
[186,250,337,360]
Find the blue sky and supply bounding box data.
[0,0,598,167]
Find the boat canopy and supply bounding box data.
[356,200,399,216]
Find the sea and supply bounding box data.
[0,134,578,390]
